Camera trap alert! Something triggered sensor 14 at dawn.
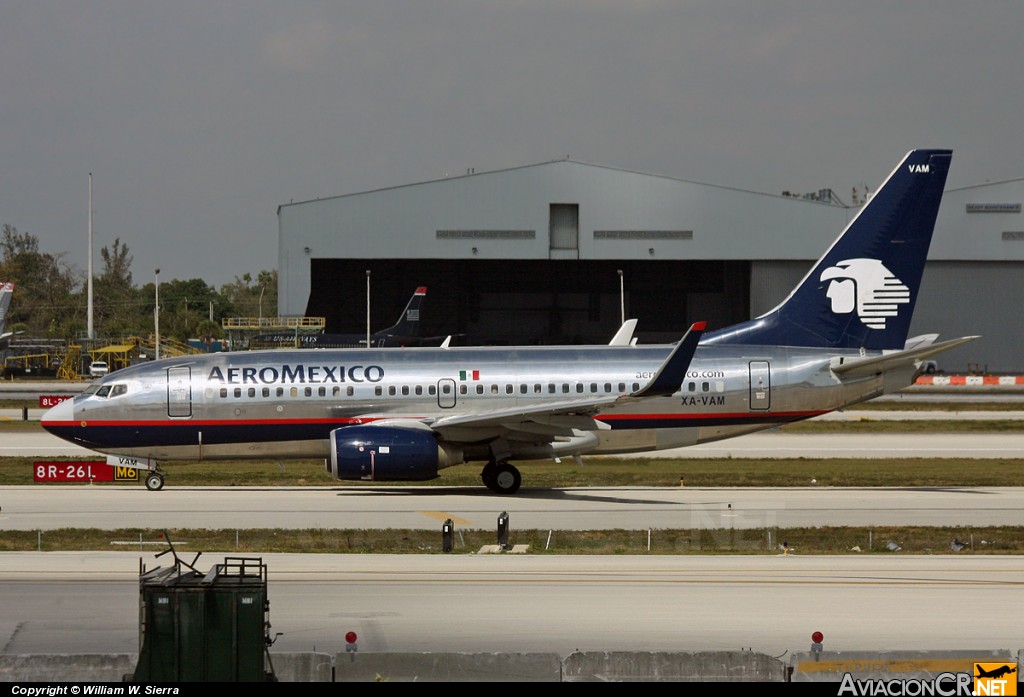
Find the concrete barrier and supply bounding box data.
[332,652,563,682]
[269,652,334,682]
[562,651,786,682]
[0,654,137,682]
[3,650,1022,682]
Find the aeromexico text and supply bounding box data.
[206,364,721,385]
[208,364,385,384]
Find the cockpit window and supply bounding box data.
[83,384,101,396]
[110,384,128,398]
[95,385,112,398]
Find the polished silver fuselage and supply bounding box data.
[44,342,908,466]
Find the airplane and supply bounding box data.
[0,281,22,350]
[42,149,977,494]
[250,286,440,349]
[975,665,1016,680]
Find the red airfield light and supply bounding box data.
[812,631,823,643]
[346,631,357,644]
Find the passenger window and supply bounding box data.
[319,386,327,397]
[632,382,640,391]
[416,385,423,396]
[442,384,452,395]
[375,386,383,396]
[290,387,298,397]
[247,388,256,398]
[276,387,284,397]
[429,385,436,396]
[401,386,409,396]
[562,384,569,393]
[304,387,312,397]
[576,384,584,394]
[702,382,710,392]
[534,384,542,394]
[506,384,513,395]
[604,383,611,393]
[618,383,626,393]
[262,387,270,398]
[520,384,527,394]
[333,386,341,396]
[220,388,228,398]
[388,386,397,396]
[234,388,242,398]
[347,386,354,396]
[491,384,499,395]
[459,385,467,395]
[590,383,598,393]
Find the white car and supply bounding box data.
[89,361,109,378]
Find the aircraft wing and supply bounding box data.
[427,322,706,441]
[829,335,980,379]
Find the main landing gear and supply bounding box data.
[480,460,522,495]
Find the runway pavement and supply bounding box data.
[3,484,1023,531]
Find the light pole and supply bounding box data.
[365,270,371,348]
[618,269,624,325]
[154,269,160,360]
[87,174,94,340]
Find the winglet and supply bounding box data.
[415,286,427,295]
[630,321,706,398]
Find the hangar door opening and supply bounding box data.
[549,204,579,259]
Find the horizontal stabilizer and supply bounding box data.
[829,335,980,379]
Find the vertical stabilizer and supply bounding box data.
[386,286,427,336]
[704,149,952,350]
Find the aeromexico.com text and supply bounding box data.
[207,365,385,384]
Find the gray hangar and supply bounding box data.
[277,159,1024,373]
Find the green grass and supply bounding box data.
[3,526,1019,555]
[4,455,1024,487]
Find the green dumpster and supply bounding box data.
[131,554,276,682]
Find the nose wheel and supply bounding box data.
[145,471,165,491]
[481,461,522,495]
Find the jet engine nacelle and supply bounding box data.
[328,426,447,481]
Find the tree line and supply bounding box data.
[0,224,277,345]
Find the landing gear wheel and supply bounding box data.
[490,462,522,495]
[481,462,498,489]
[145,472,165,491]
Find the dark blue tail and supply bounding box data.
[704,149,952,350]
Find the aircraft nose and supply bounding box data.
[41,397,75,433]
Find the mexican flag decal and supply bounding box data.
[459,370,480,381]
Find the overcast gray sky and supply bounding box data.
[2,1,1021,288]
